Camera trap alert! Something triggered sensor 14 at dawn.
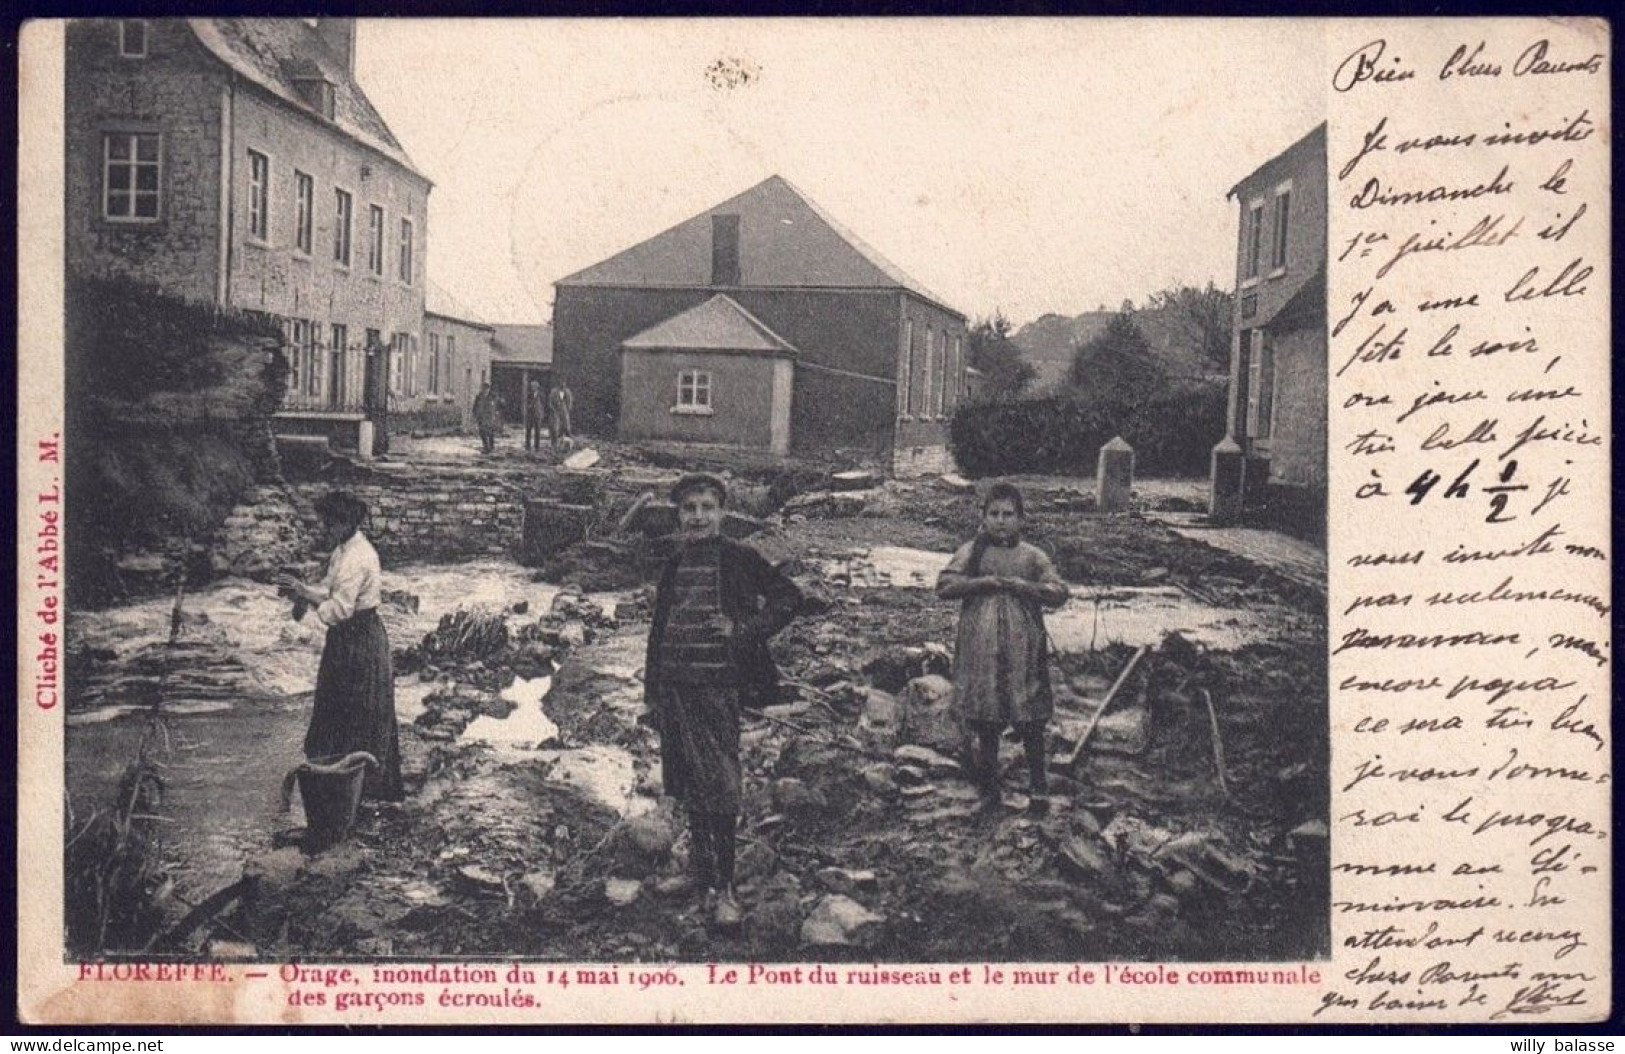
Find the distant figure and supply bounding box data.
[472,381,499,454]
[936,482,1069,814]
[548,381,574,453]
[275,491,403,803]
[643,474,802,928]
[524,381,547,453]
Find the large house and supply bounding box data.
[423,281,495,430]
[65,18,430,457]
[551,175,969,474]
[1212,123,1327,521]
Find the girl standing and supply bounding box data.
[276,491,404,802]
[937,482,1069,813]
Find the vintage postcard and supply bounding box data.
[15,16,1610,1025]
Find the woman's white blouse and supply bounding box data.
[316,532,383,627]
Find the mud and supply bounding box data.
[68,452,1328,963]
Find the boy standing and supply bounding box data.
[643,474,801,926]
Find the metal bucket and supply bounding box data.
[281,752,377,850]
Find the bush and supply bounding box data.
[949,381,1226,479]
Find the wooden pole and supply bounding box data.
[1059,644,1148,770]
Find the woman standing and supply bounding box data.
[276,491,403,802]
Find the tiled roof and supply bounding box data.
[188,19,426,181]
[490,324,554,365]
[557,175,958,315]
[622,295,796,356]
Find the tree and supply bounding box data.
[1143,282,1233,373]
[1066,311,1166,420]
[965,311,1037,401]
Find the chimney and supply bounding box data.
[316,19,356,76]
[711,214,740,286]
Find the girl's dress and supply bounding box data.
[304,531,404,801]
[940,538,1069,727]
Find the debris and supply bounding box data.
[855,688,902,750]
[860,763,899,796]
[604,877,642,906]
[563,448,602,471]
[770,777,828,816]
[521,500,593,561]
[521,872,556,901]
[800,894,884,947]
[782,490,875,519]
[899,674,960,754]
[1199,688,1230,797]
[892,744,960,776]
[862,644,951,693]
[814,867,878,895]
[1056,645,1149,773]
[382,589,421,613]
[1288,820,1328,852]
[454,865,506,897]
[608,812,678,878]
[829,469,879,491]
[937,473,975,494]
[1158,831,1259,895]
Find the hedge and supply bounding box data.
[949,382,1227,478]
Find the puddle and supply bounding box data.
[539,743,651,817]
[1050,586,1269,652]
[822,546,950,589]
[463,674,560,750]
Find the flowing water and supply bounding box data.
[64,560,573,910]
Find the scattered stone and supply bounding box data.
[781,490,875,519]
[454,864,506,896]
[863,645,951,693]
[609,812,679,877]
[1288,820,1329,852]
[899,675,961,754]
[735,840,779,883]
[604,877,642,906]
[892,744,960,776]
[521,871,556,901]
[800,894,884,948]
[382,589,421,613]
[830,469,879,491]
[653,874,694,898]
[771,777,828,815]
[855,688,902,750]
[745,873,804,952]
[814,867,878,896]
[1166,870,1200,898]
[1055,835,1117,884]
[938,473,975,494]
[563,448,602,471]
[1092,707,1151,756]
[861,763,899,796]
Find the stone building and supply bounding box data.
[552,175,969,474]
[423,281,494,430]
[489,324,554,426]
[65,18,430,457]
[1212,123,1327,522]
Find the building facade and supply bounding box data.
[1213,123,1327,518]
[65,18,430,456]
[422,310,494,430]
[551,176,969,474]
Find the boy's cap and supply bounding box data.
[671,472,728,505]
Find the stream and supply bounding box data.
[64,559,643,912]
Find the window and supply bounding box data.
[330,323,349,406]
[398,218,414,284]
[1244,200,1264,282]
[1271,186,1291,272]
[367,205,385,276]
[1241,330,1274,440]
[427,333,440,395]
[446,336,456,393]
[333,189,352,264]
[247,150,270,241]
[932,329,946,417]
[897,319,913,415]
[303,320,323,399]
[284,320,304,393]
[921,326,934,419]
[118,20,148,58]
[102,133,160,221]
[405,335,417,397]
[676,370,713,412]
[294,171,314,254]
[389,333,406,396]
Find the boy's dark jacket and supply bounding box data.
[643,537,802,714]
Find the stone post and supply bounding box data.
[1209,436,1244,524]
[1096,436,1134,512]
[356,419,376,461]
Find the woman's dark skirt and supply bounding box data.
[306,608,403,801]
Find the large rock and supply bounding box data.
[855,688,902,750]
[829,469,880,492]
[899,675,962,754]
[770,777,828,817]
[521,501,593,563]
[782,490,875,519]
[562,448,602,471]
[800,894,884,948]
[608,812,679,878]
[863,644,952,693]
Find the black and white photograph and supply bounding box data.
[54,17,1334,971]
